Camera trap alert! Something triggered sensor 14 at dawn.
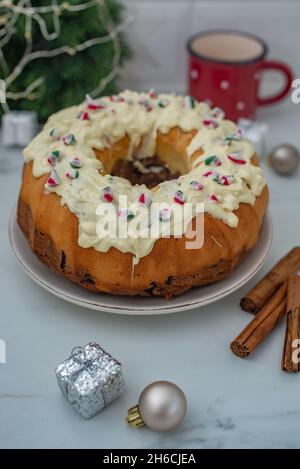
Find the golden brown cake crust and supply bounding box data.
[17,160,269,298]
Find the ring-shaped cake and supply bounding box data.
[17,91,268,298]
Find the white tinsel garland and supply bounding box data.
[0,0,133,112]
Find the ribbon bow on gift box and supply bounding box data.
[70,343,109,407]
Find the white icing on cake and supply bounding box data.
[23,90,266,260]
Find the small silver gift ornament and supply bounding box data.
[237,118,268,159]
[55,342,125,419]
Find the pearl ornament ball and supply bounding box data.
[268,144,299,175]
[126,381,187,432]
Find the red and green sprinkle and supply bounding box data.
[149,89,157,99]
[101,187,114,203]
[78,111,90,121]
[227,153,246,165]
[208,194,219,203]
[118,208,135,220]
[159,207,171,222]
[211,107,225,120]
[70,157,81,169]
[184,95,196,109]
[217,175,235,186]
[205,155,222,167]
[47,150,61,166]
[158,99,169,108]
[173,189,186,205]
[63,133,76,145]
[190,180,204,191]
[202,118,219,129]
[66,169,79,180]
[222,129,242,144]
[203,170,219,181]
[49,128,60,140]
[138,192,152,207]
[46,169,60,188]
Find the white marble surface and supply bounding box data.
[0,96,300,449]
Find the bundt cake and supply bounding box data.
[17,90,268,298]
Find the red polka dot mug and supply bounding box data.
[187,30,293,121]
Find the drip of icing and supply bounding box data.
[131,255,140,285]
[23,90,266,259]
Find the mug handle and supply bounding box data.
[256,60,293,106]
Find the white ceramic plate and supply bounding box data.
[9,206,272,315]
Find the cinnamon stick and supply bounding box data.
[240,247,300,314]
[281,275,300,373]
[231,282,288,358]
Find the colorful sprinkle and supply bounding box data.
[85,94,106,110]
[138,192,152,207]
[63,133,76,145]
[46,169,60,188]
[190,180,204,191]
[159,207,171,222]
[205,155,222,167]
[118,208,135,220]
[217,175,235,186]
[158,99,169,108]
[223,129,242,144]
[49,128,60,139]
[66,169,79,179]
[203,170,235,186]
[47,150,61,166]
[109,94,125,103]
[211,107,225,119]
[101,187,113,203]
[227,153,246,165]
[139,98,152,112]
[173,189,186,205]
[70,157,81,169]
[203,171,219,181]
[78,111,90,121]
[208,194,219,203]
[149,89,157,99]
[184,95,196,109]
[87,103,105,110]
[202,118,219,129]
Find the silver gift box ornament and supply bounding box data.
[2,111,38,147]
[55,342,125,419]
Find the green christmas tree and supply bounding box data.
[0,0,132,121]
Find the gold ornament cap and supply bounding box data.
[125,405,144,428]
